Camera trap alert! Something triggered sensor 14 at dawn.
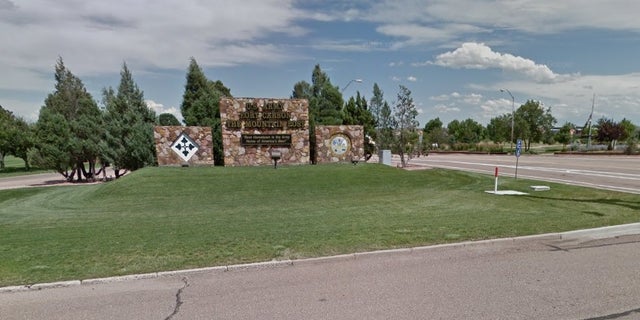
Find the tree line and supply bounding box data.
[424,101,638,154]
[1,60,638,179]
[291,65,421,166]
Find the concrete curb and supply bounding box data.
[2,223,639,294]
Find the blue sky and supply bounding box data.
[2,0,640,128]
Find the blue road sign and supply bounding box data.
[515,139,522,157]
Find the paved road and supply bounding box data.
[0,170,119,191]
[2,229,640,320]
[0,172,68,190]
[409,153,640,194]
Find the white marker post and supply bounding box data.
[486,165,529,195]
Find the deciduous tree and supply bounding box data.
[448,118,485,145]
[0,105,13,169]
[555,122,576,151]
[423,118,448,150]
[393,85,419,167]
[596,117,625,150]
[619,118,636,142]
[514,100,556,151]
[486,114,511,145]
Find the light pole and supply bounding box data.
[500,89,515,152]
[341,79,363,93]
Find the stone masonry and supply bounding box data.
[220,98,310,166]
[315,125,365,164]
[154,126,214,166]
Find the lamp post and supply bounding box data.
[500,89,515,152]
[341,79,363,93]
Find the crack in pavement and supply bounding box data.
[546,238,640,252]
[583,306,640,320]
[165,277,190,320]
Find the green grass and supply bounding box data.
[0,155,49,177]
[1,164,639,286]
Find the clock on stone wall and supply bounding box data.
[330,133,351,156]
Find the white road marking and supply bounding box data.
[411,159,640,194]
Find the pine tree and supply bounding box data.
[293,65,343,163]
[370,83,384,127]
[158,113,181,126]
[180,58,231,165]
[102,63,157,178]
[32,58,103,181]
[343,92,376,159]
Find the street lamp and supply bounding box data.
[500,89,515,152]
[341,79,363,93]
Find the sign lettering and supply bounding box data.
[241,134,292,146]
[225,102,305,130]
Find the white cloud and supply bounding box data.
[430,94,451,102]
[0,97,42,122]
[377,23,488,48]
[365,1,640,36]
[463,93,483,105]
[434,105,461,113]
[407,76,417,82]
[0,0,303,91]
[490,73,640,124]
[146,100,181,121]
[311,40,390,52]
[431,43,576,83]
[480,98,514,121]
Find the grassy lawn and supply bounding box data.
[1,164,639,286]
[0,155,49,177]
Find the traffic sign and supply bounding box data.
[515,139,522,158]
[514,139,522,179]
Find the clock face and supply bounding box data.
[330,134,351,156]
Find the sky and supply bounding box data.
[2,0,640,128]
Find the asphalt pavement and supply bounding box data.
[409,153,640,194]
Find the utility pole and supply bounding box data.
[500,89,515,152]
[587,93,595,150]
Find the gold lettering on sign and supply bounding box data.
[230,102,305,130]
[225,120,242,129]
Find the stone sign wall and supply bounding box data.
[220,98,309,166]
[154,126,214,166]
[315,125,365,164]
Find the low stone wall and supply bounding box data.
[220,98,309,166]
[315,125,364,164]
[154,126,214,166]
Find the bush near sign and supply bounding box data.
[241,134,292,147]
